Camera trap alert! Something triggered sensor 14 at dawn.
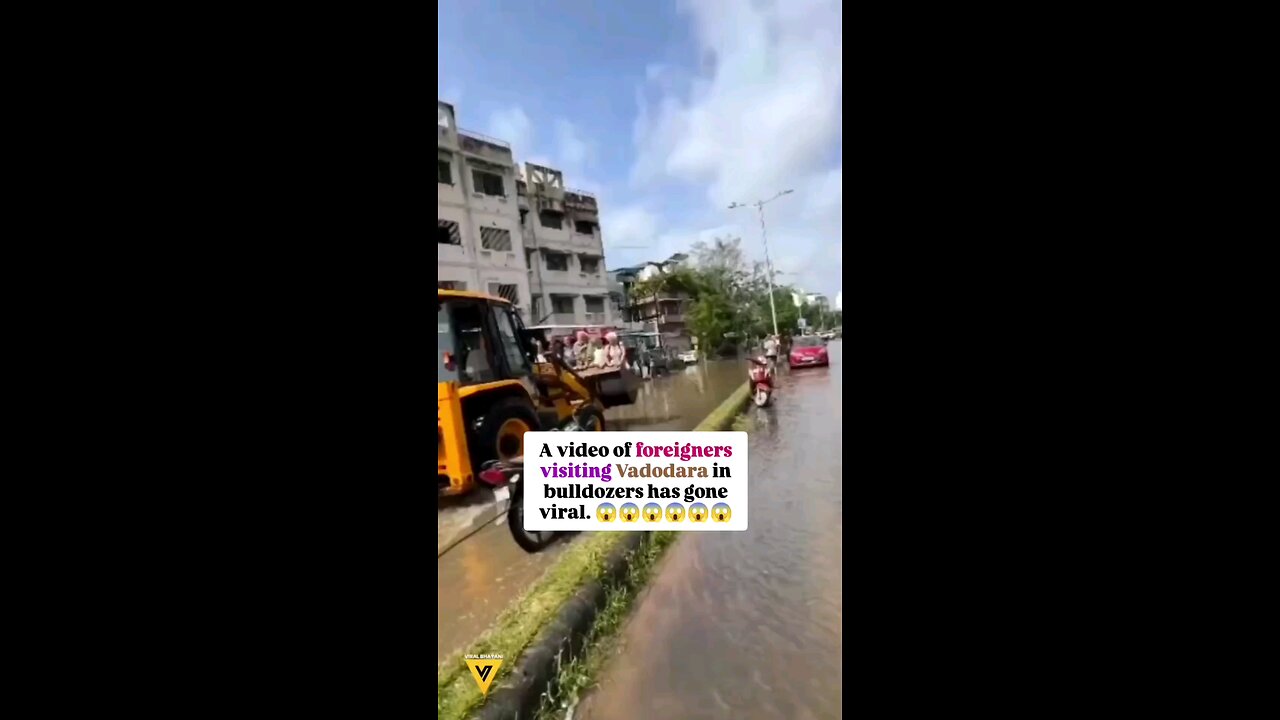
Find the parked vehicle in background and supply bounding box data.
[678,349,699,364]
[789,335,829,369]
[618,331,672,376]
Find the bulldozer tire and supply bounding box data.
[476,397,540,465]
[574,405,606,432]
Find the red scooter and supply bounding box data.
[749,356,776,407]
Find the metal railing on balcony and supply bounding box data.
[458,129,511,148]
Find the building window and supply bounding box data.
[472,169,505,197]
[574,220,596,235]
[438,159,452,184]
[580,256,600,274]
[585,296,605,313]
[438,219,461,245]
[487,282,520,305]
[539,210,564,229]
[552,295,575,314]
[439,280,466,290]
[525,250,535,268]
[480,227,512,251]
[545,252,569,271]
[519,208,528,226]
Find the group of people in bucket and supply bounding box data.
[535,330,627,371]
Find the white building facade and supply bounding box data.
[437,101,531,318]
[518,163,613,326]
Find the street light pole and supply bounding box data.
[756,203,779,337]
[730,189,793,337]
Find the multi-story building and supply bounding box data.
[608,254,694,351]
[437,101,531,317]
[517,162,612,326]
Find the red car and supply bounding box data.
[788,336,829,369]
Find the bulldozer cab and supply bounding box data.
[438,292,535,387]
[438,290,540,497]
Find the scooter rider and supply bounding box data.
[763,334,779,371]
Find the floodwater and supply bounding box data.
[577,340,844,720]
[437,358,748,663]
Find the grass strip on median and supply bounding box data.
[436,532,626,720]
[535,531,679,719]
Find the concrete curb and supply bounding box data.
[471,381,754,718]
[474,532,644,720]
[694,381,752,431]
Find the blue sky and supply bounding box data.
[439,0,842,299]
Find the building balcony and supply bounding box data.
[458,129,514,165]
[564,189,597,211]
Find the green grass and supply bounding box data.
[436,532,627,720]
[534,531,680,720]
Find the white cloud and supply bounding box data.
[601,204,658,256]
[629,0,843,296]
[486,106,534,156]
[487,110,605,195]
[555,119,594,171]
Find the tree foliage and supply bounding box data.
[629,235,832,356]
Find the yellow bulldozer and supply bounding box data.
[437,289,638,498]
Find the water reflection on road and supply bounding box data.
[578,341,843,720]
[437,359,747,663]
[607,360,745,431]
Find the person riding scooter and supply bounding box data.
[749,354,776,407]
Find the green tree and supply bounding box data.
[688,291,737,352]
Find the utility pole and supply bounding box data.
[729,189,793,336]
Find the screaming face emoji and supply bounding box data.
[666,503,685,522]
[620,503,639,522]
[689,503,709,522]
[643,503,663,522]
[712,503,731,523]
[596,503,616,522]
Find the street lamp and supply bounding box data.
[729,189,793,336]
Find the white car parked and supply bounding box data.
[677,350,699,363]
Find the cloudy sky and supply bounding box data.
[439,0,842,298]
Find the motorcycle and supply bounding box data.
[478,455,559,553]
[749,356,775,407]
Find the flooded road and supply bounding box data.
[437,358,747,663]
[578,340,843,720]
